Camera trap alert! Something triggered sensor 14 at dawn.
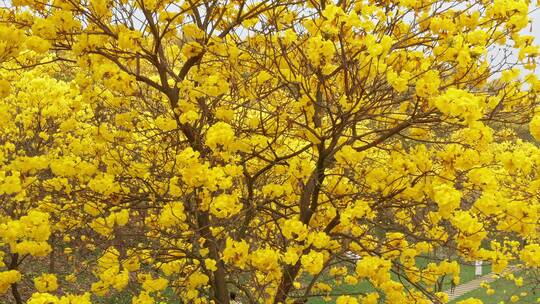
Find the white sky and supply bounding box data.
[532,6,540,40]
[530,6,540,76]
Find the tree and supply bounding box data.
[0,0,539,303]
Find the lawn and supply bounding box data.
[306,258,492,304]
[449,270,539,304]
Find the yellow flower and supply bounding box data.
[301,250,325,275]
[187,272,208,289]
[520,244,540,267]
[210,193,242,218]
[204,258,217,272]
[530,112,540,141]
[336,295,359,304]
[181,41,203,58]
[415,70,440,98]
[356,256,391,287]
[27,292,59,304]
[141,275,168,292]
[158,202,186,228]
[25,36,51,54]
[0,270,21,293]
[34,273,58,292]
[117,28,141,51]
[223,238,249,268]
[432,183,462,218]
[132,291,155,304]
[281,218,309,241]
[154,115,177,132]
[457,298,483,304]
[182,24,205,40]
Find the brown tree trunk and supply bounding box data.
[197,211,229,304]
[9,253,22,304]
[274,263,301,304]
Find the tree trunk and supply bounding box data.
[197,211,229,304]
[9,253,22,304]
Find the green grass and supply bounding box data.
[306,278,373,304]
[93,287,178,303]
[448,262,491,290]
[449,271,539,304]
[305,258,492,304]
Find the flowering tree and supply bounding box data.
[0,0,540,303]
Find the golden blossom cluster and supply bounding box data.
[0,0,540,303]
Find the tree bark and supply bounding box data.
[197,211,229,304]
[9,253,22,304]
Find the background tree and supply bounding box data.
[0,0,540,303]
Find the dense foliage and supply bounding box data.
[1,0,540,303]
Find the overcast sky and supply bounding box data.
[531,6,540,76]
[532,6,540,39]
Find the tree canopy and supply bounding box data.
[0,0,540,303]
